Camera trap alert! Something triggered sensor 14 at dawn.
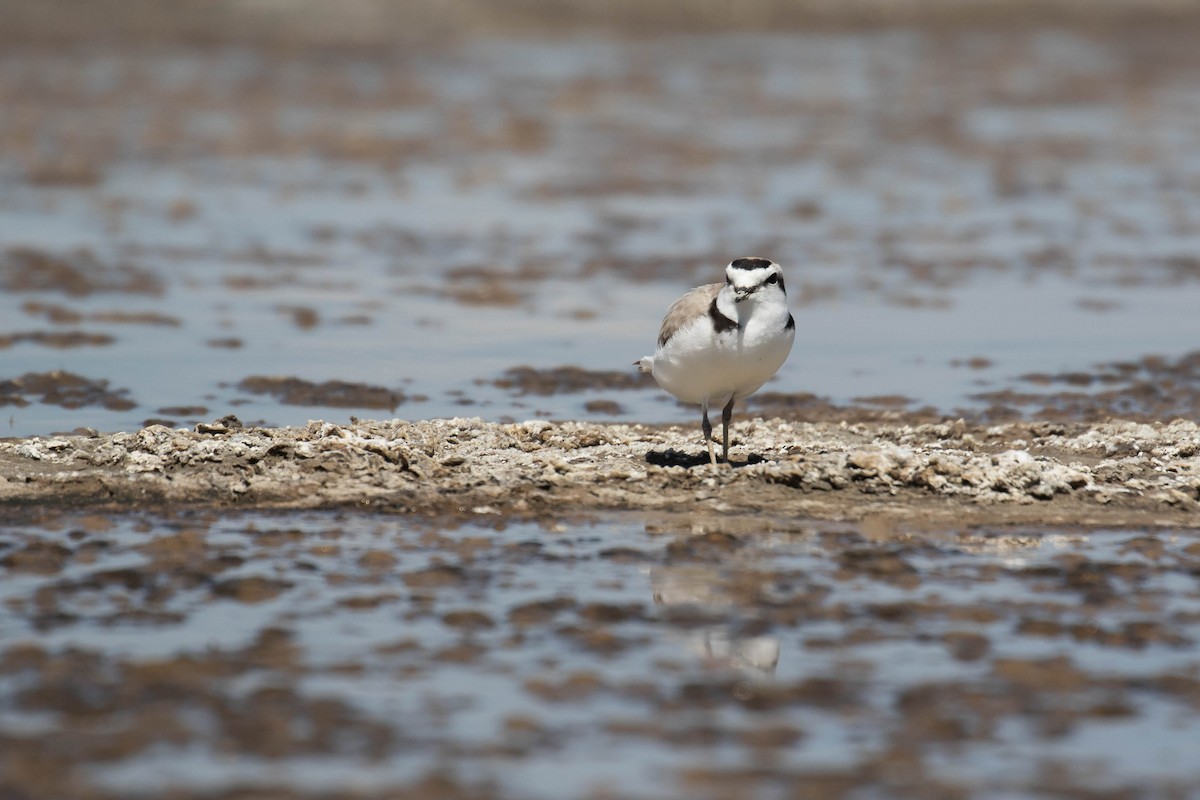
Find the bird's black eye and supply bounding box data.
[766,273,779,285]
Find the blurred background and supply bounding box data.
[3,0,1200,435]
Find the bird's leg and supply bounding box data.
[701,404,717,467]
[721,396,735,462]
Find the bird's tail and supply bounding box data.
[634,357,653,374]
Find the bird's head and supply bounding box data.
[725,257,786,303]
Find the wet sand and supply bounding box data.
[3,416,1199,527]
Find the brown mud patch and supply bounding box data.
[276,306,321,330]
[87,311,181,326]
[21,303,183,328]
[435,266,545,306]
[234,376,409,411]
[2,416,1198,527]
[142,406,213,430]
[0,371,136,412]
[751,392,945,425]
[489,365,657,395]
[0,248,162,297]
[0,331,114,349]
[974,350,1200,422]
[22,155,105,186]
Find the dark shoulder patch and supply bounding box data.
[709,296,738,334]
[785,313,795,331]
[730,257,772,271]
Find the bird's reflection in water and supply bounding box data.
[651,564,781,680]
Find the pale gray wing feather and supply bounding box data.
[658,283,721,348]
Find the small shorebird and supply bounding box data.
[636,257,795,466]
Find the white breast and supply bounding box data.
[650,303,793,406]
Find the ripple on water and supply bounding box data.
[1,510,1200,797]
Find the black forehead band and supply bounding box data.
[729,257,773,271]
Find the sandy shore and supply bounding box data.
[4,416,1197,526]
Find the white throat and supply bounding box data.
[716,283,788,331]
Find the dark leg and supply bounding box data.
[721,396,735,462]
[701,404,717,466]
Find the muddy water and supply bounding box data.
[2,510,1200,798]
[3,30,1200,436]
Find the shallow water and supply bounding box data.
[2,510,1200,798]
[4,31,1200,435]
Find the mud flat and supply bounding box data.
[3,416,1198,526]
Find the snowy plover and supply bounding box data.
[636,257,795,466]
